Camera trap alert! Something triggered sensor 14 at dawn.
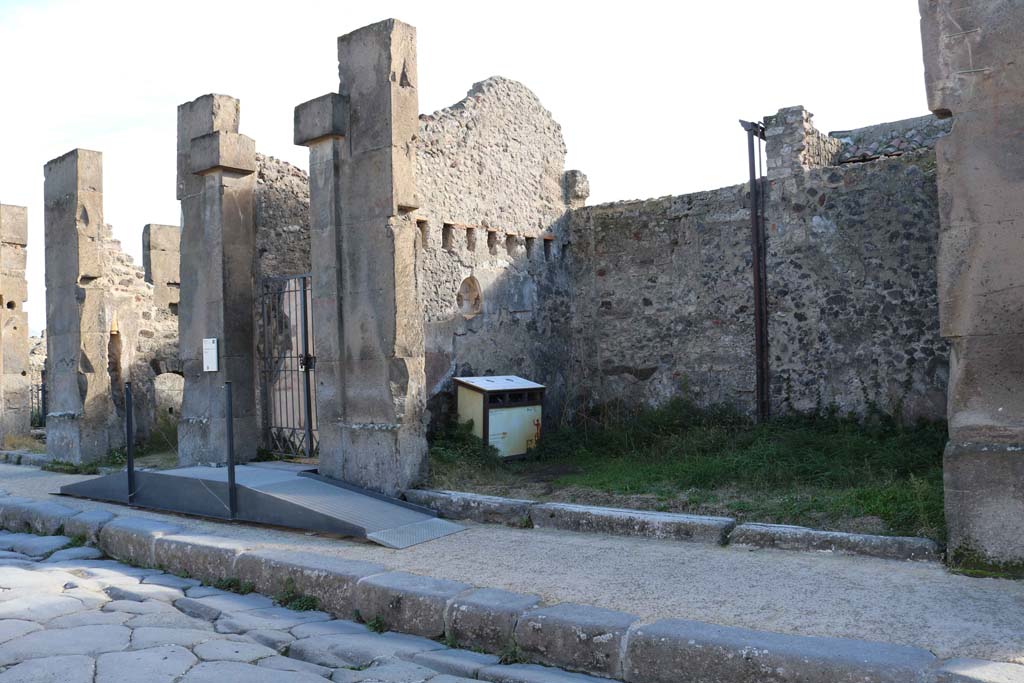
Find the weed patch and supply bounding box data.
[214,577,255,595]
[428,400,947,541]
[276,577,320,611]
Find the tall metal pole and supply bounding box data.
[225,381,237,518]
[300,275,315,460]
[125,382,136,504]
[739,119,770,423]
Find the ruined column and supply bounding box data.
[296,19,427,495]
[176,95,257,464]
[43,150,119,462]
[142,224,181,313]
[920,0,1024,567]
[0,204,30,444]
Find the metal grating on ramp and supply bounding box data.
[59,465,463,549]
[254,477,429,532]
[367,518,464,549]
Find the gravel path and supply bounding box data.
[0,531,601,682]
[3,464,1024,665]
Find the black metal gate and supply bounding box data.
[258,274,318,459]
[30,370,46,428]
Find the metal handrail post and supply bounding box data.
[225,381,237,518]
[300,275,315,459]
[125,382,136,504]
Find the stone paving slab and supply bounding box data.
[288,632,446,669]
[478,663,611,683]
[95,645,198,683]
[409,648,501,677]
[0,654,96,683]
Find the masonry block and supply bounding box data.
[234,549,386,617]
[445,587,540,653]
[152,534,253,584]
[404,490,536,526]
[97,517,182,567]
[354,571,470,638]
[622,618,936,683]
[514,603,638,678]
[294,93,348,145]
[64,510,115,545]
[189,132,257,175]
[529,503,734,544]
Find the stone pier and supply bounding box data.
[142,223,181,313]
[42,150,121,462]
[295,19,427,495]
[176,95,257,465]
[920,0,1024,567]
[0,204,30,444]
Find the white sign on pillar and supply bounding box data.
[202,338,219,372]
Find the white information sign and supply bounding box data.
[202,338,219,372]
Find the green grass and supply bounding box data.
[428,400,947,541]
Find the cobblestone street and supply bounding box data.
[0,530,598,683]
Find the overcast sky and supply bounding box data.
[0,0,929,334]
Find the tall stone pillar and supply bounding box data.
[296,19,427,495]
[142,224,181,313]
[0,204,30,444]
[920,0,1024,568]
[176,95,257,464]
[42,150,120,463]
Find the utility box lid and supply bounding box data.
[454,375,545,392]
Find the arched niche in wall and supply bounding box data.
[457,276,483,319]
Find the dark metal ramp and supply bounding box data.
[58,463,463,549]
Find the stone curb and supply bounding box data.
[0,491,1011,682]
[403,489,535,527]
[622,618,939,683]
[0,450,51,467]
[530,503,735,545]
[730,522,942,562]
[404,488,941,561]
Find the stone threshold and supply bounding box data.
[403,489,942,562]
[1,492,1012,683]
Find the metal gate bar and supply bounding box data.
[258,274,318,459]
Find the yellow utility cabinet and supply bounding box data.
[454,376,545,458]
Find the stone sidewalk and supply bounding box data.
[0,532,600,683]
[2,465,1024,673]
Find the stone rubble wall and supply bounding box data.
[568,187,755,415]
[255,154,310,281]
[97,226,179,442]
[415,77,582,427]
[568,113,947,421]
[832,114,952,164]
[765,150,947,419]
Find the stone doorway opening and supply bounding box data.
[257,273,318,461]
